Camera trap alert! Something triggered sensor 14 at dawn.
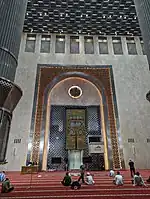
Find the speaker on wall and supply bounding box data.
[83,156,92,164]
[51,157,61,164]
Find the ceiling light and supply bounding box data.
[86,14,88,17]
[103,15,106,18]
[81,14,83,17]
[66,13,68,17]
[27,12,29,16]
[120,15,122,18]
[60,13,63,17]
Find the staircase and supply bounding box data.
[1,170,150,199]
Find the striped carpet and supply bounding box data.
[0,170,150,199]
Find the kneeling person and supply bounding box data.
[114,171,123,186]
[133,172,146,186]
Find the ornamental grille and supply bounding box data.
[47,105,103,170]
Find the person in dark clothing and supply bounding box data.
[71,181,81,190]
[78,165,85,183]
[146,176,150,183]
[1,178,14,193]
[129,160,135,177]
[61,172,72,186]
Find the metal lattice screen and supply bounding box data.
[47,105,103,170]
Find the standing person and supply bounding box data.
[78,165,85,183]
[113,171,124,186]
[129,160,135,177]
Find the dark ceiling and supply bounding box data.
[23,0,141,36]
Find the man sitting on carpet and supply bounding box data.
[113,171,123,186]
[85,172,95,185]
[0,171,6,182]
[133,172,146,187]
[1,178,14,193]
[61,172,72,186]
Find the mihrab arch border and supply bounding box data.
[29,65,122,170]
[42,76,109,170]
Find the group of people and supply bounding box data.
[109,160,150,187]
[61,165,95,189]
[0,171,14,193]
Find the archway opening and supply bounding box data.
[42,77,109,171]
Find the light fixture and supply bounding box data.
[68,86,83,99]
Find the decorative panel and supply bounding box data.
[66,109,86,150]
[47,106,67,170]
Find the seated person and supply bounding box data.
[109,169,115,177]
[1,178,14,193]
[133,172,146,186]
[61,172,71,186]
[0,171,6,182]
[71,181,81,190]
[146,176,150,183]
[113,171,123,186]
[85,172,95,185]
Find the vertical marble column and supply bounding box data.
[0,0,26,162]
[80,35,85,55]
[107,36,114,55]
[93,36,99,55]
[134,0,150,66]
[121,37,128,55]
[0,0,28,80]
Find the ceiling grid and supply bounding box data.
[24,0,141,36]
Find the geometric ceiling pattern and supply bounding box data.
[24,0,141,36]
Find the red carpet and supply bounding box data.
[0,170,150,198]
